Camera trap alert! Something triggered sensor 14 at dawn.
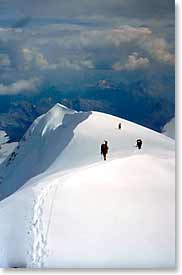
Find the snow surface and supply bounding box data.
[0,103,175,268]
[162,118,175,139]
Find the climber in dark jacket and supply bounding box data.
[101,140,109,161]
[136,138,142,150]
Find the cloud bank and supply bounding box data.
[113,53,150,71]
[0,0,174,96]
[0,78,40,95]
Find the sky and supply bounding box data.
[0,0,175,96]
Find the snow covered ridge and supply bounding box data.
[0,103,175,268]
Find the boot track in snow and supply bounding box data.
[29,183,59,268]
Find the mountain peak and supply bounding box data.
[49,103,73,112]
[0,104,174,201]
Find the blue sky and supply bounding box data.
[0,0,174,96]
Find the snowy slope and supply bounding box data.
[162,117,175,139]
[0,103,175,268]
[0,104,174,200]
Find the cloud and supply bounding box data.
[56,57,94,71]
[0,54,11,67]
[80,26,152,49]
[81,25,174,66]
[0,16,174,73]
[0,78,40,95]
[106,26,152,46]
[80,26,174,65]
[1,0,174,20]
[22,48,49,70]
[22,47,94,71]
[112,52,150,71]
[141,38,174,65]
[79,59,94,69]
[0,0,174,98]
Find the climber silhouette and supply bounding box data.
[101,140,109,161]
[136,139,142,150]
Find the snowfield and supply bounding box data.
[0,104,175,268]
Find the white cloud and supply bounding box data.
[0,23,173,78]
[22,48,49,70]
[142,38,174,65]
[0,78,40,95]
[80,26,152,48]
[79,59,94,69]
[107,26,152,46]
[80,26,174,65]
[113,52,150,71]
[0,19,174,96]
[58,57,94,71]
[59,59,81,71]
[22,47,94,71]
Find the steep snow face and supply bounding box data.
[0,131,9,144]
[162,118,175,139]
[0,103,174,200]
[0,104,175,268]
[0,131,18,165]
[0,104,89,200]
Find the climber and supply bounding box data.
[136,138,143,150]
[101,140,109,161]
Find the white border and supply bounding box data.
[0,0,181,274]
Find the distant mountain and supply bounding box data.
[0,100,55,141]
[0,80,174,142]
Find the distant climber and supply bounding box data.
[118,123,121,130]
[136,139,142,150]
[101,140,109,161]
